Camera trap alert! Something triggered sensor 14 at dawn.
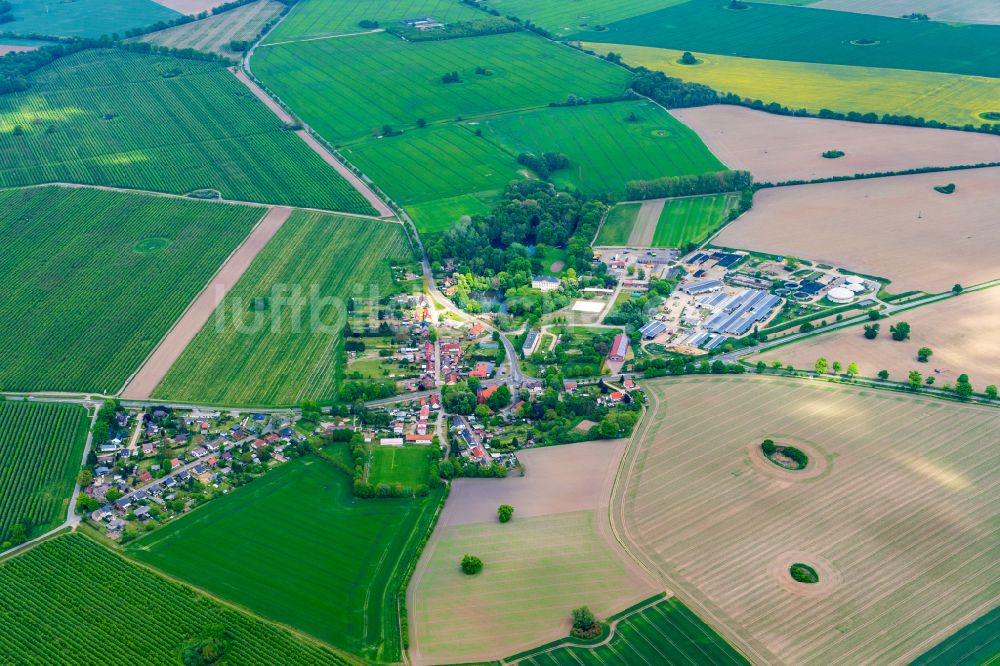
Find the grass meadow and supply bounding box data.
[579,0,1000,78]
[0,186,263,394]
[6,0,180,38]
[586,43,1000,128]
[136,0,284,58]
[152,211,408,406]
[0,49,374,213]
[595,203,640,245]
[2,534,357,664]
[651,193,737,247]
[510,596,748,665]
[0,401,89,547]
[369,445,434,489]
[128,457,441,663]
[253,31,630,142]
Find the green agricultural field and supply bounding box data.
[478,100,725,197]
[595,203,640,245]
[368,445,434,489]
[265,0,485,42]
[6,0,180,38]
[0,186,263,394]
[651,193,737,247]
[910,606,1000,666]
[0,48,375,213]
[135,0,284,59]
[128,457,442,663]
[1,533,357,664]
[152,211,408,406]
[405,193,495,236]
[0,401,88,549]
[252,31,630,142]
[509,596,749,665]
[578,0,1000,78]
[584,43,1000,128]
[484,0,685,38]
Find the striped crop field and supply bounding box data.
[0,49,375,213]
[509,596,748,665]
[617,376,1000,665]
[582,43,1000,128]
[484,0,685,38]
[135,0,285,59]
[0,186,263,394]
[152,211,409,406]
[253,31,630,143]
[4,0,181,38]
[595,203,641,245]
[0,533,358,664]
[0,401,88,548]
[651,193,737,248]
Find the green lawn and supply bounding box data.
[369,445,434,489]
[596,203,639,245]
[128,458,440,663]
[910,606,1000,666]
[0,49,375,213]
[577,0,1000,78]
[153,211,408,406]
[6,0,179,38]
[2,534,356,664]
[510,596,749,665]
[0,186,263,394]
[253,31,631,143]
[651,193,737,248]
[0,401,89,548]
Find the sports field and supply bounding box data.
[485,0,685,37]
[714,168,1000,293]
[136,0,284,58]
[584,43,1000,128]
[0,401,88,548]
[369,445,434,490]
[577,0,1000,78]
[509,596,748,665]
[595,203,640,246]
[478,101,726,197]
[616,376,1000,665]
[252,31,630,143]
[3,534,356,664]
[0,186,263,394]
[6,0,179,37]
[152,211,408,406]
[651,193,737,248]
[128,457,440,663]
[0,49,375,213]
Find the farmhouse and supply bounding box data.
[608,334,629,362]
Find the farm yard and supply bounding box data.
[409,440,657,665]
[714,167,1000,293]
[128,458,441,663]
[135,0,285,58]
[1,534,357,664]
[577,0,1000,78]
[584,43,1000,129]
[617,376,1000,665]
[0,49,375,213]
[756,287,1000,390]
[0,401,88,548]
[252,31,631,143]
[5,0,180,37]
[669,106,1000,184]
[152,211,408,406]
[0,186,263,394]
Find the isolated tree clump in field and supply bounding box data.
[570,606,603,639]
[789,563,819,584]
[497,504,514,523]
[890,321,910,341]
[863,323,880,339]
[821,150,845,159]
[679,51,699,65]
[461,554,483,575]
[917,347,933,362]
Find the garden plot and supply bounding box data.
[616,376,1000,666]
[408,440,657,665]
[670,105,1000,183]
[714,167,1000,293]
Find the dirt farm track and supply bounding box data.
[613,376,1000,665]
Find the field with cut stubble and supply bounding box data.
[615,376,1000,665]
[136,0,284,58]
[152,211,408,406]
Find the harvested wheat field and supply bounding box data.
[669,106,1000,183]
[408,440,657,665]
[151,0,218,13]
[757,287,1000,389]
[812,0,1000,25]
[715,167,1000,293]
[616,376,1000,666]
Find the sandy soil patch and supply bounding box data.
[151,0,219,14]
[670,105,1000,183]
[715,167,1000,293]
[615,376,1000,665]
[0,44,39,55]
[757,287,1000,389]
[571,300,605,313]
[121,206,291,399]
[627,198,665,247]
[812,0,1000,25]
[549,260,565,272]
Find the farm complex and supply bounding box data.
[2,0,999,664]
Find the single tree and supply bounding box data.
[461,554,483,575]
[846,362,859,378]
[954,375,973,400]
[925,376,935,385]
[867,309,881,321]
[890,321,911,341]
[832,360,842,374]
[770,360,783,370]
[985,385,998,400]
[877,369,889,380]
[863,323,880,339]
[814,357,828,374]
[756,361,767,373]
[917,347,933,362]
[416,118,427,128]
[907,370,922,390]
[679,51,698,65]
[570,606,602,639]
[952,283,963,294]
[497,504,514,523]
